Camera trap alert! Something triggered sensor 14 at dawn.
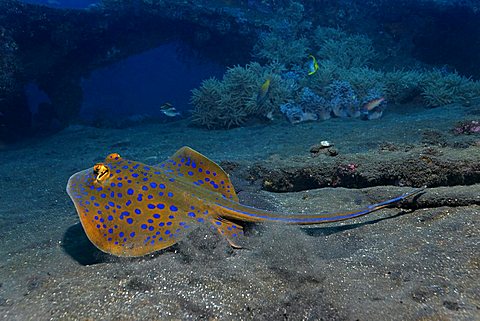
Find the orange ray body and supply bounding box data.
[67,147,423,257]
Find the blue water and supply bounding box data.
[20,0,98,9]
[1,1,480,320]
[7,0,479,135]
[80,42,224,121]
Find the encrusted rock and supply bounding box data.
[310,141,335,157]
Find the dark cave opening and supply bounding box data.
[79,41,225,126]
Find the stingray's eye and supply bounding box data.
[107,153,121,160]
[93,163,109,182]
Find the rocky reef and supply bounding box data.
[0,0,259,141]
[191,4,480,129]
[2,0,480,138]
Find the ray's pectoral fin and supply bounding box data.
[209,217,246,249]
[159,146,239,202]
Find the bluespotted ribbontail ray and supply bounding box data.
[67,146,424,257]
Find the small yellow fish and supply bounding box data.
[363,97,385,111]
[256,78,271,106]
[308,55,319,76]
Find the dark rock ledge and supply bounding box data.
[218,146,480,212]
[240,147,480,192]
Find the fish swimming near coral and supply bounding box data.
[67,147,424,257]
[307,55,319,76]
[360,97,386,120]
[362,97,385,112]
[256,78,271,106]
[160,102,181,117]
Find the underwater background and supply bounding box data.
[0,0,479,320]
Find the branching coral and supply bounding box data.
[280,102,317,124]
[420,70,480,107]
[337,67,385,98]
[382,70,424,104]
[253,34,309,67]
[196,16,480,129]
[190,78,226,129]
[313,27,347,46]
[190,62,295,129]
[300,60,342,95]
[315,27,377,69]
[328,80,360,118]
[252,2,311,67]
[298,87,331,120]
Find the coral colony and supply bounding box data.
[190,3,480,129]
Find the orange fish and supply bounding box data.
[67,146,424,257]
[363,97,385,111]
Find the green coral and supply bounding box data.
[301,58,480,108]
[421,70,480,107]
[254,20,377,70]
[379,68,480,107]
[300,60,342,95]
[253,35,309,67]
[301,62,384,99]
[190,78,225,129]
[252,2,311,67]
[194,17,480,130]
[190,62,295,129]
[313,27,347,45]
[338,67,385,98]
[382,70,425,104]
[315,27,377,69]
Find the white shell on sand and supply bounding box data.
[320,140,332,147]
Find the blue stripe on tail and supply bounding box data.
[216,187,424,224]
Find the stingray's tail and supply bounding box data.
[216,187,426,225]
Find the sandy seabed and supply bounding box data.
[0,103,479,320]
